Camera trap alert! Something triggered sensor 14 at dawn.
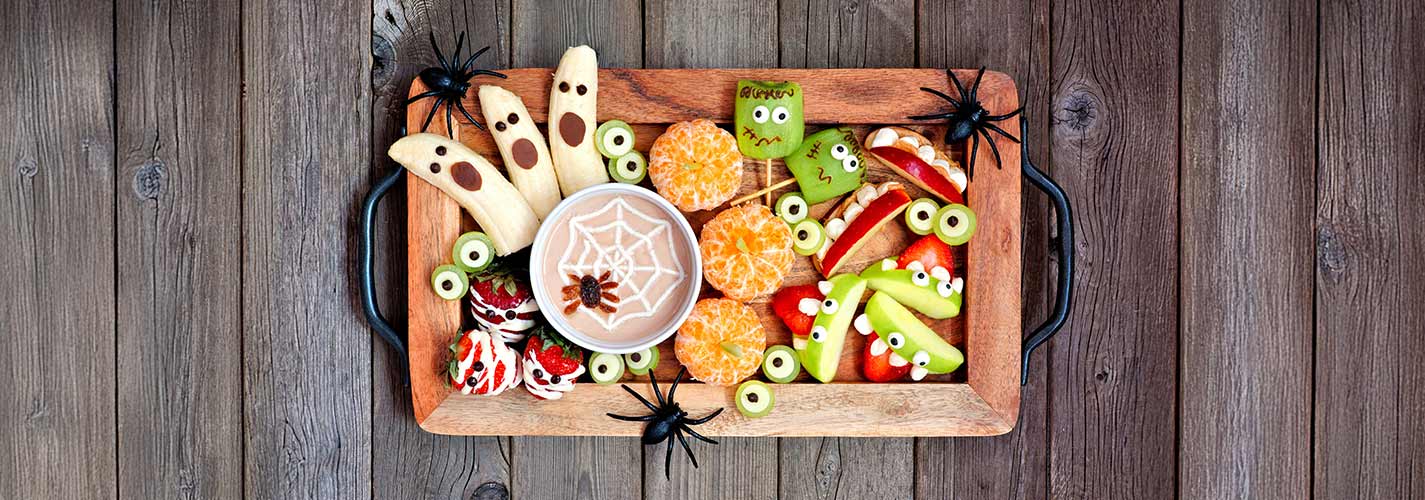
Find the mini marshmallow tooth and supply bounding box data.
[952,277,964,293]
[888,351,909,367]
[905,260,926,272]
[877,181,899,195]
[870,337,889,356]
[897,136,920,150]
[793,337,808,350]
[843,203,864,224]
[798,297,821,316]
[949,169,968,192]
[880,259,897,271]
[917,144,936,163]
[853,314,872,335]
[910,366,929,381]
[870,128,898,149]
[856,184,879,205]
[818,280,835,296]
[913,350,930,366]
[826,218,847,239]
[815,243,829,260]
[931,266,951,282]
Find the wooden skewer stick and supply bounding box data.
[764,158,773,205]
[731,178,796,206]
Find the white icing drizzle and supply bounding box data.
[556,198,687,330]
[522,354,585,400]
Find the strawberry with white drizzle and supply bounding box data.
[813,181,912,277]
[864,126,967,205]
[449,328,522,395]
[468,266,540,344]
[521,329,586,400]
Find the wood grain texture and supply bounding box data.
[508,2,645,499]
[114,0,244,498]
[1315,0,1425,498]
[371,1,515,498]
[1047,0,1179,497]
[645,0,779,68]
[242,0,373,497]
[915,0,1053,497]
[645,438,778,500]
[1180,0,1314,497]
[780,437,915,500]
[0,0,117,498]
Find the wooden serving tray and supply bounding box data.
[405,68,1021,437]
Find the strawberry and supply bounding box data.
[469,265,540,344]
[469,267,533,310]
[896,235,955,278]
[770,284,824,337]
[861,332,911,382]
[522,328,587,400]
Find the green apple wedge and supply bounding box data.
[856,292,964,380]
[858,258,963,319]
[800,274,868,383]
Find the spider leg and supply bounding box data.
[468,69,509,79]
[601,292,620,303]
[666,367,685,403]
[428,32,451,73]
[917,86,963,109]
[664,436,675,480]
[966,132,980,180]
[649,368,666,406]
[444,101,455,138]
[454,101,485,131]
[983,121,1022,143]
[607,412,657,422]
[685,407,724,425]
[451,32,466,70]
[419,97,444,133]
[622,384,659,412]
[563,302,580,315]
[985,106,1024,122]
[460,45,493,72]
[908,112,956,121]
[946,69,970,103]
[405,89,443,104]
[675,429,700,469]
[968,67,986,102]
[683,426,718,445]
[979,127,1005,170]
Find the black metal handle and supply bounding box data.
[1019,118,1074,385]
[360,165,410,382]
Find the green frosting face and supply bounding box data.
[786,127,865,205]
[735,80,804,159]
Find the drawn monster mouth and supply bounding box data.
[740,127,783,147]
[815,165,832,184]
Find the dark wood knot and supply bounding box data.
[133,159,165,200]
[472,481,509,500]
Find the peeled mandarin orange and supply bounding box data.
[699,204,794,301]
[649,119,743,211]
[675,298,766,386]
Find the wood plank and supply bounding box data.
[371,1,514,498]
[643,3,780,492]
[1179,0,1314,497]
[0,0,117,498]
[1316,0,1425,498]
[776,4,916,498]
[114,0,243,498]
[507,1,646,498]
[914,0,1053,497]
[1045,0,1179,497]
[242,0,373,497]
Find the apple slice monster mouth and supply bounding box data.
[812,182,912,277]
[858,292,965,380]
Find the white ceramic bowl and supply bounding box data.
[527,183,702,354]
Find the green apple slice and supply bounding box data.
[624,347,660,375]
[904,198,939,235]
[595,120,636,158]
[861,291,964,380]
[608,151,648,184]
[775,191,810,224]
[451,231,495,273]
[735,380,775,418]
[790,219,826,256]
[589,352,625,385]
[761,345,801,383]
[859,258,963,319]
[801,274,868,383]
[933,203,976,246]
[431,264,469,301]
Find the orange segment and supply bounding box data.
[700,204,794,301]
[649,119,743,211]
[675,298,766,386]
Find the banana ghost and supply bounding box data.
[547,46,610,195]
[387,133,540,255]
[477,85,562,219]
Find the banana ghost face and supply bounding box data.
[734,80,804,159]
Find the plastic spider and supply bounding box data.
[909,67,1023,179]
[407,31,507,138]
[607,367,722,478]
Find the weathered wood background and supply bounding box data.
[1,0,1421,498]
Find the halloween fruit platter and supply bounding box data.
[358,34,1075,454]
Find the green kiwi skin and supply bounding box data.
[624,347,660,375]
[431,264,469,301]
[451,231,495,273]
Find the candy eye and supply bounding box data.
[829,143,848,160]
[841,155,859,173]
[507,113,520,125]
[810,325,827,343]
[913,351,930,367]
[472,361,485,373]
[887,332,905,349]
[550,374,562,384]
[772,106,790,124]
[820,298,839,315]
[911,271,930,287]
[558,81,570,92]
[576,84,588,95]
[752,105,770,124]
[466,376,478,386]
[937,280,955,298]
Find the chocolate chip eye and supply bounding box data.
[466,376,478,386]
[429,163,441,174]
[435,146,447,156]
[550,375,562,384]
[559,81,570,92]
[504,311,516,320]
[507,113,519,125]
[576,84,587,95]
[533,368,543,379]
[495,122,506,131]
[473,361,485,372]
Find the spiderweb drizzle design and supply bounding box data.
[558,199,686,330]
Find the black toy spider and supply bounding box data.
[909,67,1023,179]
[408,31,507,138]
[607,367,722,479]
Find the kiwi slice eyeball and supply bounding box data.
[596,120,636,158]
[904,198,940,235]
[735,380,775,418]
[589,353,626,385]
[451,231,495,273]
[774,191,810,224]
[430,264,469,301]
[934,203,978,246]
[624,347,660,375]
[608,151,648,184]
[761,345,801,383]
[790,219,826,256]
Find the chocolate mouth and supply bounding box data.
[512,138,538,169]
[814,165,831,183]
[740,126,783,147]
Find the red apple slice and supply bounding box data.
[813,185,912,277]
[868,146,965,206]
